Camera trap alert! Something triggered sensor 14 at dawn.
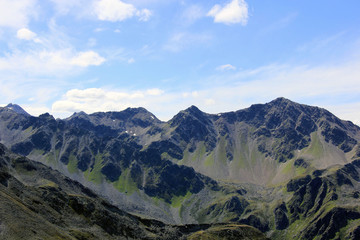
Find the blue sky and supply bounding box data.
[0,0,360,124]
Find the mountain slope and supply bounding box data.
[0,143,269,240]
[162,97,360,185]
[0,143,158,239]
[0,106,223,224]
[1,98,360,239]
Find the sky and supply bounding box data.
[0,0,359,124]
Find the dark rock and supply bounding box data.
[322,126,357,152]
[30,130,52,152]
[348,225,360,240]
[224,196,249,215]
[302,207,360,240]
[239,215,269,233]
[274,202,289,230]
[294,158,308,168]
[143,161,205,202]
[353,191,360,199]
[101,163,122,182]
[286,175,311,192]
[236,189,247,195]
[0,171,11,187]
[148,140,183,160]
[335,171,353,186]
[11,141,34,156]
[313,169,325,177]
[169,105,217,152]
[77,149,93,172]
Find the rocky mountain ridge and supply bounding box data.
[1,97,360,239]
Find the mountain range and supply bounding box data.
[1,98,360,239]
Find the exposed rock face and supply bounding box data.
[1,98,359,187]
[1,98,360,240]
[301,207,360,240]
[4,103,30,116]
[274,202,289,230]
[286,175,312,192]
[0,144,156,239]
[0,143,271,239]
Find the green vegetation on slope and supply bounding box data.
[113,168,138,195]
[84,153,104,184]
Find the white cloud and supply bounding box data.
[71,51,106,67]
[205,98,215,105]
[28,57,360,124]
[52,87,165,115]
[216,64,236,71]
[181,5,204,25]
[182,91,199,98]
[22,105,51,117]
[0,18,106,76]
[128,58,135,64]
[146,88,163,96]
[184,60,360,124]
[328,102,360,126]
[93,0,152,22]
[207,0,248,25]
[0,21,106,108]
[50,0,87,14]
[16,28,40,42]
[0,49,106,74]
[137,9,152,22]
[94,0,136,21]
[164,32,212,52]
[0,0,37,28]
[87,38,97,47]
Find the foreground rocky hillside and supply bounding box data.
[0,143,268,240]
[1,98,360,239]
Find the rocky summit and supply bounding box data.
[1,97,360,239]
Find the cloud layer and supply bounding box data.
[94,0,152,22]
[0,0,37,28]
[216,64,236,71]
[44,56,360,125]
[207,0,248,25]
[52,88,165,115]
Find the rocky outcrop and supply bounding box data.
[274,202,289,230]
[301,207,360,240]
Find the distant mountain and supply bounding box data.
[4,103,30,116]
[158,97,360,185]
[1,98,360,239]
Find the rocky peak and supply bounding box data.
[170,105,210,126]
[4,103,30,116]
[185,105,203,115]
[90,107,158,122]
[268,97,293,106]
[169,106,217,152]
[68,111,89,120]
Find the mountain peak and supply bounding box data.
[69,111,88,118]
[185,105,202,113]
[5,103,30,116]
[268,97,294,106]
[173,105,209,122]
[122,107,151,115]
